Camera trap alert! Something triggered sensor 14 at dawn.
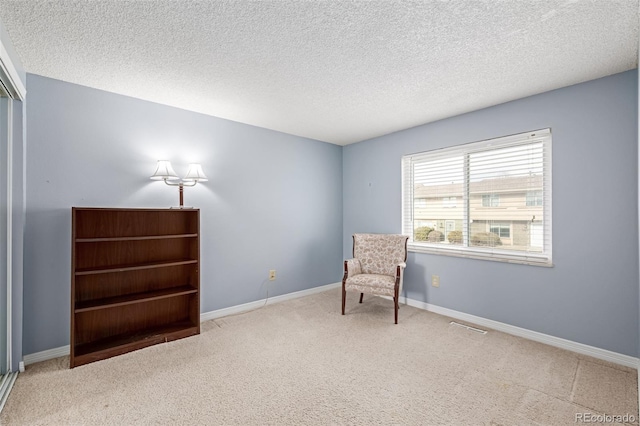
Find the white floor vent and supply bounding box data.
[450,321,487,334]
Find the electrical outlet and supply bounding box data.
[269,270,276,281]
[432,275,440,288]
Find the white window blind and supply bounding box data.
[401,129,552,266]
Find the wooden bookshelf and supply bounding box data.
[70,208,200,368]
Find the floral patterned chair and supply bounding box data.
[341,233,409,324]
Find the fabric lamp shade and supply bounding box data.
[184,163,208,182]
[150,160,179,180]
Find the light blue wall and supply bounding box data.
[22,70,640,358]
[23,74,343,355]
[344,70,639,357]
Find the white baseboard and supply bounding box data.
[23,282,342,366]
[23,345,69,366]
[400,296,639,369]
[200,282,341,322]
[23,283,638,370]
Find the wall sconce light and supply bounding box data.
[150,160,208,208]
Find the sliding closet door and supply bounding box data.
[0,84,8,376]
[0,24,26,411]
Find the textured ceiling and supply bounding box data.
[0,1,637,145]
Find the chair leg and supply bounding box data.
[359,293,364,303]
[394,287,399,324]
[394,297,398,324]
[342,286,346,315]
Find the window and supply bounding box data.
[402,129,552,266]
[526,190,543,206]
[482,194,499,207]
[489,223,510,238]
[414,198,427,209]
[442,197,457,208]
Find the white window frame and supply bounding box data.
[401,129,552,267]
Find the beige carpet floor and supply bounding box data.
[1,287,637,425]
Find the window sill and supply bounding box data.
[408,242,553,267]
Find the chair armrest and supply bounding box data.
[394,262,406,276]
[343,258,362,279]
[396,262,407,294]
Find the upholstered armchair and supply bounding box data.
[341,233,409,324]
